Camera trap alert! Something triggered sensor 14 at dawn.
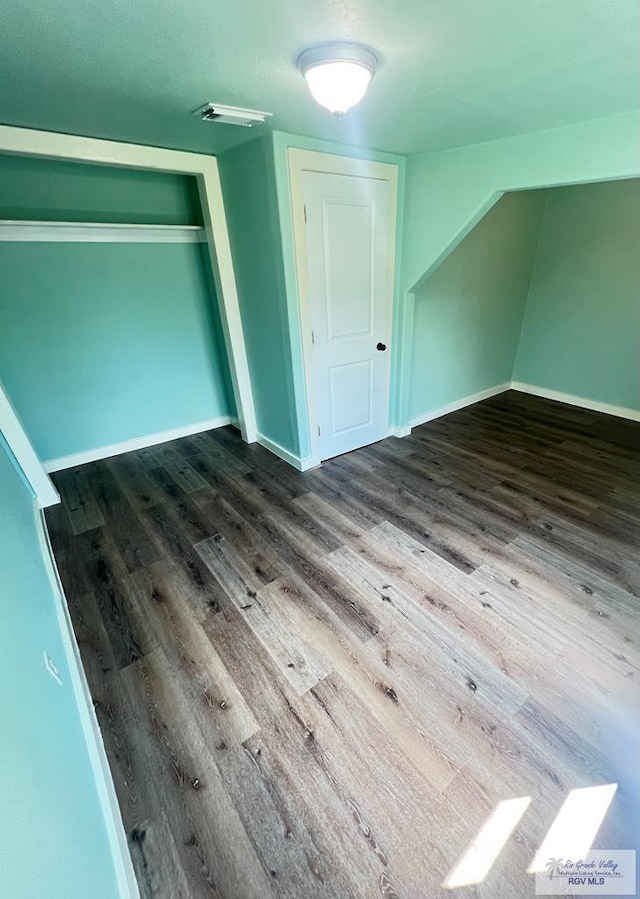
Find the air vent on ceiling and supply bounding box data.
[194,103,272,127]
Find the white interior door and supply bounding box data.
[302,171,392,461]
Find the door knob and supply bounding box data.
[376,342,387,351]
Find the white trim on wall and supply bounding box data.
[389,425,412,438]
[0,123,222,174]
[0,220,206,242]
[0,381,59,507]
[511,381,640,422]
[0,123,257,445]
[37,507,139,899]
[287,148,400,464]
[408,381,640,430]
[44,415,235,472]
[196,164,257,444]
[256,432,320,472]
[409,382,512,428]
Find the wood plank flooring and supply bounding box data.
[46,392,640,899]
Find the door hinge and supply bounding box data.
[317,425,321,436]
[311,329,315,344]
[303,204,307,223]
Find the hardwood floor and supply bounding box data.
[46,391,640,899]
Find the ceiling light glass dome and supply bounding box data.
[297,43,378,116]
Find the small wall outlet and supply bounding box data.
[44,650,63,686]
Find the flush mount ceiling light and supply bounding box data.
[297,43,378,117]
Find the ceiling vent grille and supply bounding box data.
[194,103,272,127]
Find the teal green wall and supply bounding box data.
[409,190,546,420]
[218,134,299,454]
[396,110,640,425]
[0,437,119,898]
[0,242,234,462]
[271,131,405,458]
[0,153,202,224]
[514,178,640,410]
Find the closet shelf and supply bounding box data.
[0,220,206,243]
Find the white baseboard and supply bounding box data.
[409,382,511,428]
[389,425,412,438]
[256,433,320,472]
[298,455,321,471]
[42,384,638,475]
[407,380,639,431]
[510,382,640,422]
[44,415,235,472]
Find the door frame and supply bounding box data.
[0,124,257,446]
[288,149,399,465]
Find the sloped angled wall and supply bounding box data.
[397,110,640,425]
[408,175,640,423]
[409,190,546,422]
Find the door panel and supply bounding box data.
[303,171,391,461]
[329,360,373,434]
[323,200,374,340]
